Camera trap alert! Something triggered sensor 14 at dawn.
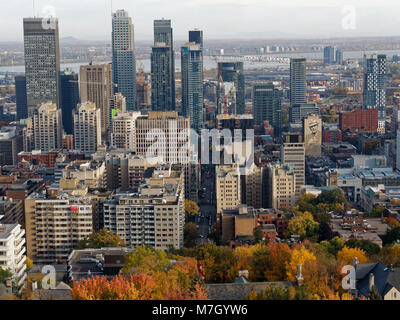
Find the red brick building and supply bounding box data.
[18,150,62,168]
[339,109,378,133]
[323,128,342,143]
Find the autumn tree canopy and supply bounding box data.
[76,228,126,249]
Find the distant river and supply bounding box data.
[1,49,400,74]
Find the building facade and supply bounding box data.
[73,102,102,153]
[31,103,63,152]
[112,10,137,110]
[253,83,282,134]
[79,64,113,138]
[290,58,307,108]
[363,54,387,133]
[23,18,60,116]
[181,42,203,132]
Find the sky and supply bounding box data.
[1,0,400,42]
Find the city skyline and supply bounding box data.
[2,1,400,42]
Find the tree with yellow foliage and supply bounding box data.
[337,246,368,265]
[286,245,316,281]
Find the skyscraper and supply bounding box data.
[363,54,387,133]
[73,102,102,153]
[23,18,60,116]
[181,41,203,132]
[189,29,203,49]
[217,62,245,115]
[336,49,344,65]
[112,10,137,110]
[60,69,79,135]
[252,83,282,135]
[290,58,307,108]
[151,44,174,111]
[79,64,113,138]
[151,19,175,111]
[15,75,27,120]
[323,46,336,64]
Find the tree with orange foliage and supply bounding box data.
[263,242,292,282]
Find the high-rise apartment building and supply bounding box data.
[290,58,307,108]
[267,162,296,210]
[111,112,141,150]
[216,165,241,214]
[25,189,93,264]
[281,133,305,201]
[0,223,27,292]
[31,103,63,152]
[79,64,113,138]
[60,69,80,135]
[151,19,175,111]
[112,10,137,110]
[23,18,60,116]
[102,169,184,250]
[15,75,27,120]
[252,83,282,134]
[217,62,245,115]
[73,102,102,153]
[363,54,387,133]
[181,41,203,132]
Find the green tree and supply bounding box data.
[287,212,319,240]
[383,227,400,246]
[0,267,12,283]
[368,205,389,218]
[253,227,264,244]
[184,222,199,248]
[76,228,126,249]
[316,189,346,207]
[345,239,381,255]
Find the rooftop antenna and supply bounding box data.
[33,0,35,17]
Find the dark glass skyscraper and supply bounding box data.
[217,62,245,114]
[112,10,137,110]
[253,84,282,135]
[290,58,307,108]
[189,30,203,49]
[323,46,336,64]
[60,69,80,135]
[23,17,60,116]
[181,41,203,132]
[15,75,27,120]
[151,19,175,111]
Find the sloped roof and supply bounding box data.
[356,262,400,298]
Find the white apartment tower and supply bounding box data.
[111,112,141,151]
[32,103,63,152]
[73,102,102,153]
[0,224,27,292]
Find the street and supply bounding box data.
[196,164,217,245]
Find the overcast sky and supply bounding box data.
[1,0,400,41]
